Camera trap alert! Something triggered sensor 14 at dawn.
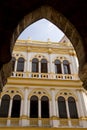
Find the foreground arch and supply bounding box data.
[0,5,87,90]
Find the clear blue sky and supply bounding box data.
[18,18,64,42]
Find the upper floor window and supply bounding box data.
[11,95,21,118]
[17,57,25,72]
[58,96,67,118]
[54,60,62,74]
[41,59,48,73]
[0,95,10,117]
[32,58,39,73]
[12,57,16,71]
[68,97,78,118]
[63,60,71,74]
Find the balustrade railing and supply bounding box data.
[11,72,79,80]
[0,118,82,127]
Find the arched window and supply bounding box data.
[12,57,16,71]
[32,58,39,72]
[68,97,78,118]
[41,96,49,118]
[17,57,25,72]
[0,95,10,117]
[54,60,62,74]
[11,95,21,118]
[30,96,38,118]
[63,60,71,74]
[58,96,67,118]
[41,59,48,73]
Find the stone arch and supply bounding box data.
[11,5,85,72]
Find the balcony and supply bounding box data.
[11,72,79,80]
[0,118,82,127]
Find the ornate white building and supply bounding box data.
[0,36,87,129]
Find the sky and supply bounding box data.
[18,18,64,42]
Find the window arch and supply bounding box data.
[11,95,21,118]
[12,57,16,71]
[17,57,25,72]
[58,96,67,118]
[63,60,71,74]
[54,60,62,74]
[30,96,38,118]
[32,58,39,72]
[0,95,10,117]
[41,96,49,118]
[41,59,48,73]
[68,97,78,118]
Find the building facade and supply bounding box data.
[0,37,87,129]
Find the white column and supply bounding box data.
[29,61,32,73]
[15,60,17,71]
[24,60,27,72]
[8,98,13,117]
[66,100,71,127]
[7,98,13,126]
[38,99,41,118]
[27,99,30,117]
[39,61,41,73]
[49,100,52,117]
[23,88,28,116]
[51,89,56,116]
[51,89,58,127]
[56,100,59,117]
[61,62,64,74]
[38,99,41,126]
[20,99,23,117]
[39,61,41,78]
[76,90,85,127]
[21,88,29,126]
[76,90,85,117]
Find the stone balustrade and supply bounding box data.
[0,118,82,127]
[11,71,79,80]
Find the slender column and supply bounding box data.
[20,99,23,117]
[39,61,41,78]
[66,100,71,126]
[23,88,28,116]
[24,60,27,72]
[29,61,32,73]
[56,100,59,117]
[61,62,64,74]
[15,60,17,72]
[49,100,52,117]
[7,98,13,126]
[38,99,41,118]
[8,98,13,117]
[22,88,28,126]
[76,90,85,117]
[51,89,56,116]
[39,61,41,73]
[27,99,30,117]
